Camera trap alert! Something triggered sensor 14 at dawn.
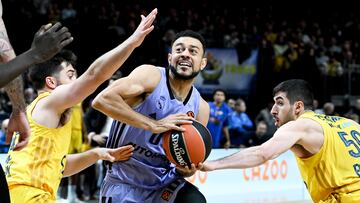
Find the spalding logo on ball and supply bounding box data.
[163,120,212,167]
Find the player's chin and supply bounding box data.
[178,70,190,76]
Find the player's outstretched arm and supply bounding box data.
[1,22,73,149]
[201,121,303,171]
[63,145,134,177]
[46,8,157,113]
[0,8,30,150]
[0,22,73,87]
[1,3,71,149]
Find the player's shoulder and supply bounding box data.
[293,116,323,135]
[129,64,161,78]
[297,116,321,126]
[199,97,210,110]
[133,64,161,73]
[126,65,163,89]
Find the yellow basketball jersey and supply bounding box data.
[5,92,72,200]
[296,112,360,202]
[68,102,83,154]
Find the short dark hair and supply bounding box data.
[28,50,77,90]
[213,88,226,96]
[273,79,314,110]
[171,30,206,55]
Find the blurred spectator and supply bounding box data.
[24,87,37,105]
[313,99,325,114]
[0,118,9,153]
[352,98,360,116]
[227,98,236,111]
[61,1,76,21]
[273,32,290,72]
[0,88,11,117]
[348,114,360,123]
[249,121,272,146]
[255,101,277,136]
[225,98,254,148]
[207,89,232,148]
[323,102,336,116]
[162,29,176,50]
[344,98,360,123]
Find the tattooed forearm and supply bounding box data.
[4,77,26,112]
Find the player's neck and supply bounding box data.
[37,87,53,95]
[168,78,193,102]
[296,109,313,119]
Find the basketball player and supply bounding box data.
[92,30,209,202]
[0,0,73,202]
[5,8,157,203]
[201,79,360,202]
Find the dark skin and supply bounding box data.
[0,0,72,150]
[0,22,73,87]
[1,22,73,150]
[0,2,72,202]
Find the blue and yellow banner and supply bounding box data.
[195,48,258,95]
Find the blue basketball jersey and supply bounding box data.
[105,67,201,190]
[207,102,232,148]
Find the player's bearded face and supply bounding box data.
[168,37,205,81]
[271,92,296,127]
[55,63,77,86]
[169,64,200,80]
[279,106,296,127]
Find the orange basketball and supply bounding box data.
[162,120,212,167]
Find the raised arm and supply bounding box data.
[0,3,30,150]
[202,120,304,171]
[92,65,193,134]
[0,22,73,87]
[44,8,157,113]
[0,7,72,149]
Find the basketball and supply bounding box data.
[162,120,212,167]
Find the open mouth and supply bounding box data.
[273,117,279,124]
[178,61,192,68]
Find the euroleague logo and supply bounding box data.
[161,190,172,201]
[187,111,195,118]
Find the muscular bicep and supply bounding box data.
[105,77,146,107]
[96,64,161,107]
[259,121,304,160]
[106,65,160,104]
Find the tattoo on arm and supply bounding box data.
[5,77,26,112]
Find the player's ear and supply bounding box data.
[294,101,304,115]
[45,76,57,89]
[200,58,207,71]
[167,53,172,65]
